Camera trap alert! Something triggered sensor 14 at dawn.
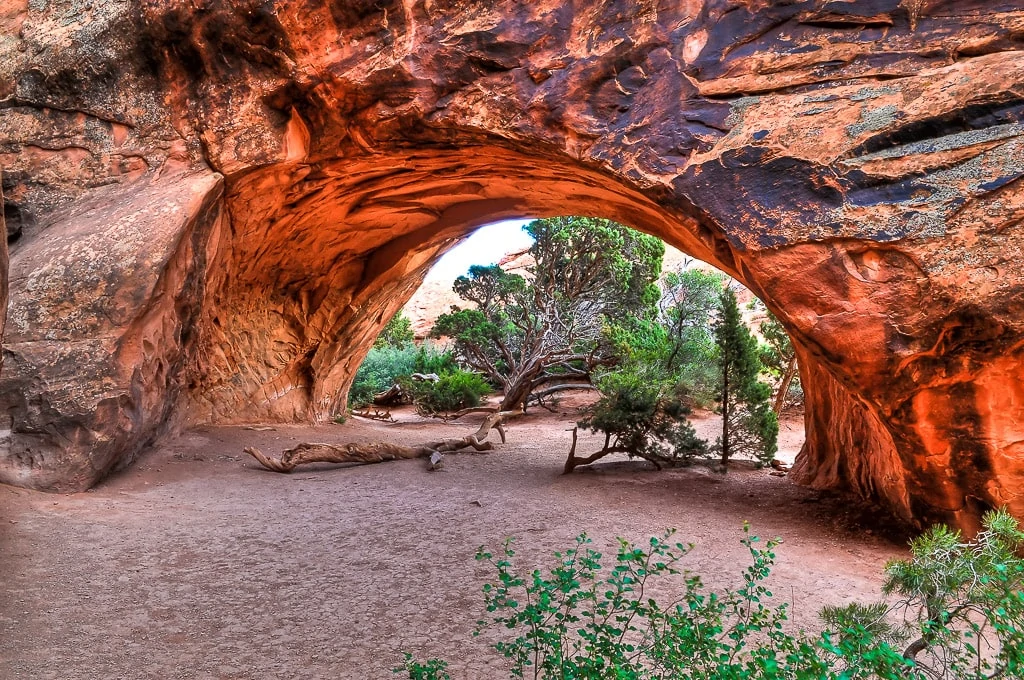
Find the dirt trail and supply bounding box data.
[0,396,905,679]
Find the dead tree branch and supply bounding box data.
[244,411,520,473]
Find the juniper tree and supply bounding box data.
[432,217,663,411]
[373,311,415,349]
[714,288,778,467]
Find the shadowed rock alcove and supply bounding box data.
[1,1,1022,530]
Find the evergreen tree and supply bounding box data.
[714,288,778,467]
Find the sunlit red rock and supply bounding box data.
[1,0,1023,529]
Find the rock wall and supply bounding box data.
[1,1,1023,528]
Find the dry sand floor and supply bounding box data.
[0,396,906,679]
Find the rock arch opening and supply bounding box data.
[188,148,741,427]
[356,216,809,474]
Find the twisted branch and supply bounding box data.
[244,410,520,473]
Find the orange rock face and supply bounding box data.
[1,1,1023,528]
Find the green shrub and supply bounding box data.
[603,318,719,411]
[413,343,457,375]
[393,654,449,680]
[349,344,420,407]
[468,525,827,679]
[396,510,1024,679]
[348,342,458,409]
[825,508,1024,679]
[580,365,707,468]
[402,369,491,414]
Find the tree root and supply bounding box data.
[244,410,520,473]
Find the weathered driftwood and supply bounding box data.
[244,411,517,473]
[369,374,439,407]
[371,383,406,406]
[352,406,397,422]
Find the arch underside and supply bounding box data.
[1,1,1023,529]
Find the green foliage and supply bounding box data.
[398,526,909,679]
[658,268,726,406]
[393,653,450,680]
[526,216,665,320]
[400,369,492,414]
[578,268,735,470]
[580,365,708,467]
[412,343,458,375]
[432,217,664,410]
[348,343,456,408]
[757,312,793,374]
[398,512,1024,679]
[658,270,723,367]
[375,311,416,349]
[827,508,1024,679]
[758,311,801,412]
[473,526,804,679]
[605,268,724,414]
[714,289,778,467]
[348,344,421,408]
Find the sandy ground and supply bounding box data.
[0,395,907,679]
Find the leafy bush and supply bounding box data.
[603,318,720,410]
[758,311,802,413]
[393,654,450,680]
[397,510,1024,679]
[474,526,804,679]
[432,217,664,411]
[674,360,720,409]
[825,508,1024,679]
[412,343,458,376]
[401,369,491,414]
[349,344,421,408]
[348,342,457,408]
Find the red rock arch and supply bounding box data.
[1,1,1022,530]
[190,147,728,422]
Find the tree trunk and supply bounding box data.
[562,428,633,474]
[721,368,730,466]
[500,377,536,411]
[245,411,511,473]
[773,355,798,415]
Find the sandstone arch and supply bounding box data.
[1,1,1023,530]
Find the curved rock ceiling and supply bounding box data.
[1,0,1023,529]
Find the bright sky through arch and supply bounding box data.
[424,219,534,282]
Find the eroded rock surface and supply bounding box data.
[1,1,1023,528]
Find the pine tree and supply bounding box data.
[714,288,778,467]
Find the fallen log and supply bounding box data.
[371,383,406,406]
[244,410,518,473]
